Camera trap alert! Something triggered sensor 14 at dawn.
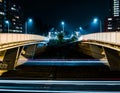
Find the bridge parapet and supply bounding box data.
[80,32,120,71]
[0,33,48,70]
[81,32,120,45]
[0,33,48,44]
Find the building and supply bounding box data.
[0,0,23,33]
[105,0,120,32]
[105,17,120,31]
[0,0,5,32]
[109,0,120,17]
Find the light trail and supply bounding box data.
[0,89,119,93]
[22,60,108,66]
[0,80,120,92]
[0,80,120,85]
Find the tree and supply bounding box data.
[71,35,78,42]
[57,32,64,43]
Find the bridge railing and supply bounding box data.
[81,32,120,45]
[0,33,48,44]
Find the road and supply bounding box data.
[0,42,119,92]
[0,80,120,92]
[0,60,120,92]
[0,60,120,80]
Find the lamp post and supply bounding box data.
[61,21,65,32]
[25,18,33,34]
[93,18,102,32]
[5,20,9,33]
[79,27,83,31]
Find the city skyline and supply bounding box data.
[0,0,23,33]
[1,0,119,34]
[16,0,110,29]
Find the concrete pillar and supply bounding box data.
[89,44,105,59]
[104,47,120,71]
[23,44,37,59]
[1,46,23,70]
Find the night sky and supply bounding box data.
[16,0,110,30]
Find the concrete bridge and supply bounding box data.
[1,32,120,71]
[0,33,48,70]
[79,32,120,71]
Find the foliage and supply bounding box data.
[70,35,78,42]
[57,32,64,43]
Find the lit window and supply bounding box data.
[0,12,5,15]
[15,16,19,19]
[108,18,112,21]
[0,0,2,2]
[13,4,16,7]
[117,27,120,30]
[108,24,112,26]
[12,19,16,21]
[108,27,112,30]
[16,27,19,29]
[11,7,16,11]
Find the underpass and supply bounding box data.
[0,32,120,92]
[1,42,119,80]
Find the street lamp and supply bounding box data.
[93,18,102,32]
[79,27,83,31]
[61,21,65,32]
[25,18,33,34]
[5,20,9,33]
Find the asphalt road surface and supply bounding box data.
[1,60,120,80]
[0,42,120,92]
[0,80,120,92]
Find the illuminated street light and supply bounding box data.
[93,18,102,32]
[79,27,83,30]
[5,20,9,33]
[61,21,65,32]
[25,18,33,34]
[29,18,33,23]
[93,18,98,24]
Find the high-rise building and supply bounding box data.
[113,0,120,16]
[0,0,5,32]
[109,0,120,17]
[105,0,120,32]
[0,0,23,33]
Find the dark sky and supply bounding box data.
[16,0,110,30]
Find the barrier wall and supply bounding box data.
[81,32,120,45]
[0,33,48,44]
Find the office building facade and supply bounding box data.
[105,0,120,32]
[0,0,23,33]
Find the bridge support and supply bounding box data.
[23,44,37,59]
[89,45,105,59]
[104,47,120,71]
[79,43,105,59]
[1,46,23,70]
